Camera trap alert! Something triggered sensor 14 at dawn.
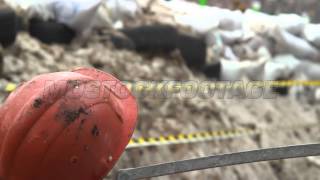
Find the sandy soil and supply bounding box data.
[0,33,319,180]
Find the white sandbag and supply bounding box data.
[161,0,242,33]
[243,10,307,36]
[296,61,320,80]
[54,0,141,31]
[256,46,272,60]
[175,13,219,33]
[207,30,247,48]
[247,36,270,51]
[206,31,222,47]
[219,59,247,81]
[272,54,301,71]
[263,55,302,81]
[287,60,320,101]
[243,9,277,35]
[157,0,217,33]
[4,0,142,34]
[4,0,54,19]
[51,0,103,34]
[26,2,55,21]
[217,9,243,31]
[263,54,320,81]
[276,14,308,35]
[224,46,239,61]
[92,3,113,29]
[220,58,266,81]
[106,0,141,21]
[263,61,288,81]
[4,0,105,34]
[158,0,201,14]
[242,58,267,81]
[272,27,320,61]
[303,24,320,49]
[218,30,244,45]
[4,0,41,11]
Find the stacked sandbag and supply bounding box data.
[4,0,141,30]
[303,24,320,49]
[149,1,320,62]
[143,0,320,92]
[2,0,320,99]
[204,58,267,81]
[271,27,320,61]
[106,0,141,22]
[2,0,141,43]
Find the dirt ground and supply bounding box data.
[1,33,319,180]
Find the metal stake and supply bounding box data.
[117,143,320,180]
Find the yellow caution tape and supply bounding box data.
[127,128,259,149]
[126,122,318,149]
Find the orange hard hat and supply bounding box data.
[0,68,138,180]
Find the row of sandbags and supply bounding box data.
[112,22,320,97]
[3,0,141,33]
[0,0,142,46]
[155,0,320,61]
[204,54,320,83]
[138,1,320,79]
[202,53,320,98]
[143,0,320,98]
[2,0,320,97]
[3,0,320,55]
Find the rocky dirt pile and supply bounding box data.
[1,33,320,180]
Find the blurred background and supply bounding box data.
[191,0,320,22]
[0,0,320,179]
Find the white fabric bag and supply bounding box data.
[272,27,320,61]
[303,24,320,49]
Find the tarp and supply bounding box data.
[4,0,141,34]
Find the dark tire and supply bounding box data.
[121,24,178,53]
[177,32,207,70]
[0,51,3,75]
[16,16,26,32]
[271,77,289,96]
[110,32,135,50]
[272,86,289,96]
[0,7,17,47]
[203,62,222,80]
[28,18,76,44]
